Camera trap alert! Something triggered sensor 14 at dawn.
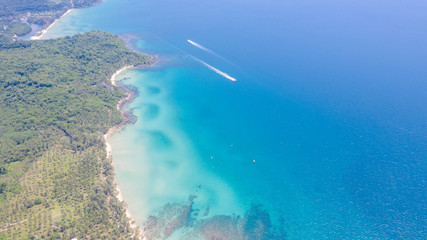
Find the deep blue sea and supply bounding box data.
[42,0,426,238]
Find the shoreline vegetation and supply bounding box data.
[0,0,154,239]
[0,27,152,238]
[30,9,74,40]
[0,0,101,40]
[27,11,144,235]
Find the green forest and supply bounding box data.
[0,30,151,239]
[0,0,99,18]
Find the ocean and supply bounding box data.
[41,0,426,238]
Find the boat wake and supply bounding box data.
[187,40,217,56]
[187,39,245,76]
[191,56,237,82]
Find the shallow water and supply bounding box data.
[43,0,427,238]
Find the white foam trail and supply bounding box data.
[187,39,245,74]
[187,40,217,55]
[192,56,237,82]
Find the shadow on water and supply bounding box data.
[139,104,160,121]
[142,130,173,149]
[142,195,288,240]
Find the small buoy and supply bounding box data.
[253,160,256,163]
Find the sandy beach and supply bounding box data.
[31,9,74,40]
[104,65,143,239]
[110,65,133,86]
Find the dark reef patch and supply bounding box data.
[142,195,288,240]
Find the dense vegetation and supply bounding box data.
[0,31,151,239]
[0,21,32,37]
[0,0,99,18]
[0,0,100,38]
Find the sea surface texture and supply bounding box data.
[42,0,426,239]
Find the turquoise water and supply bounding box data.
[42,0,426,238]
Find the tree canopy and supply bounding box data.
[0,30,151,239]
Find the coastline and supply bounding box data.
[24,1,150,237]
[30,9,74,40]
[104,65,143,239]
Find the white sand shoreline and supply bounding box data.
[104,66,143,239]
[110,65,133,86]
[31,9,74,40]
